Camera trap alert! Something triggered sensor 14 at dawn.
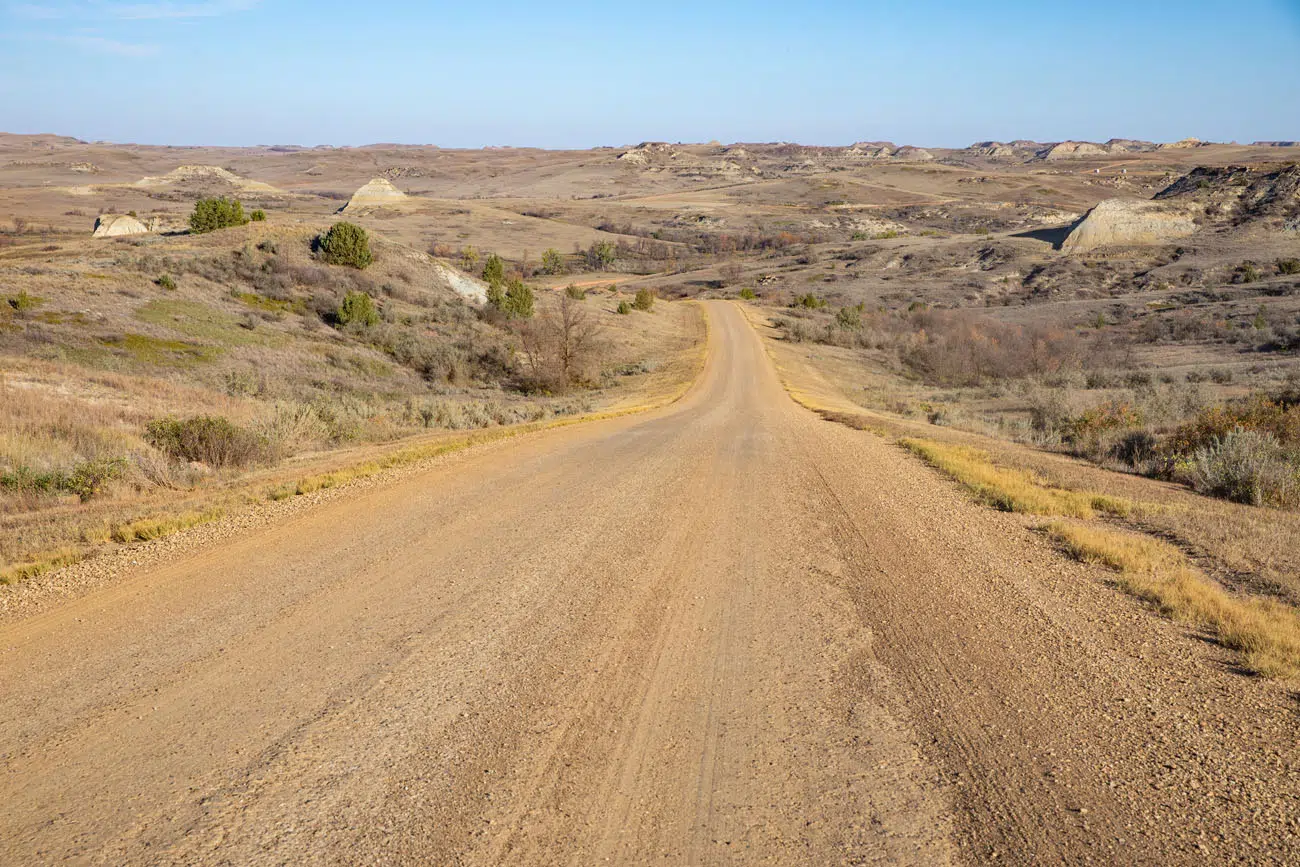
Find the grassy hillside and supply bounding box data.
[0,221,700,575]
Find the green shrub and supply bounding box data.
[633,288,655,311]
[1181,428,1298,506]
[249,209,267,222]
[0,458,122,502]
[0,465,67,496]
[542,248,565,275]
[1278,258,1300,276]
[1234,262,1261,284]
[481,253,506,286]
[835,306,862,329]
[5,290,41,311]
[793,293,826,309]
[144,416,264,469]
[65,458,126,502]
[336,291,379,327]
[586,240,616,271]
[565,284,586,300]
[738,287,756,300]
[617,301,632,315]
[156,274,176,291]
[189,197,248,234]
[504,279,534,318]
[319,222,373,269]
[486,277,533,319]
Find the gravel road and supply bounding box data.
[1,302,1296,865]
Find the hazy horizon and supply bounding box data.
[2,0,1297,149]
[3,131,1296,152]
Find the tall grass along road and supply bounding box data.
[1,302,1296,864]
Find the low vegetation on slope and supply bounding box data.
[0,222,696,577]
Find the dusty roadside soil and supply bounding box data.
[1,302,1297,865]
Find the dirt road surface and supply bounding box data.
[2,302,1297,865]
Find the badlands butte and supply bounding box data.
[2,131,1300,865]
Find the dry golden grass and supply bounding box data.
[755,316,1300,679]
[1047,521,1300,678]
[899,438,1130,519]
[0,546,83,585]
[109,508,224,543]
[761,321,1300,607]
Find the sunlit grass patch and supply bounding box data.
[0,547,83,585]
[1047,521,1300,678]
[110,508,224,543]
[135,299,263,346]
[100,333,219,366]
[900,437,1130,519]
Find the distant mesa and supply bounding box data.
[617,142,679,165]
[968,141,1037,160]
[1039,140,1160,159]
[1252,141,1300,148]
[1157,138,1207,150]
[92,213,151,238]
[1040,141,1113,160]
[136,165,281,194]
[893,145,934,161]
[963,138,1225,162]
[341,178,409,213]
[847,141,896,159]
[1061,198,1197,253]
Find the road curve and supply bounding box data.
[1,302,1296,865]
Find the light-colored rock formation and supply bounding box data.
[847,141,895,159]
[617,142,678,165]
[92,214,150,238]
[136,165,281,193]
[1158,138,1206,150]
[341,178,408,212]
[969,141,1035,160]
[1041,141,1112,160]
[434,260,488,304]
[1105,138,1157,153]
[1061,198,1197,253]
[893,146,934,161]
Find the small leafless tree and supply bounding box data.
[719,261,744,286]
[518,292,605,390]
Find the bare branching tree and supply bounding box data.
[517,293,605,390]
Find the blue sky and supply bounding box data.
[1,0,1297,148]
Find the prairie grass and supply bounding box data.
[1047,521,1300,678]
[0,547,83,585]
[899,438,1130,518]
[110,508,224,543]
